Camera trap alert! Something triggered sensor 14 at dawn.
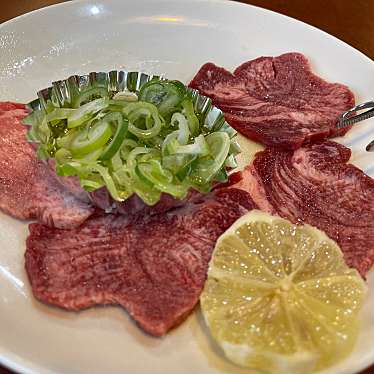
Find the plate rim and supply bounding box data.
[1,0,373,68]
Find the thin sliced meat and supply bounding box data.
[47,159,92,204]
[238,141,374,276]
[25,188,256,336]
[189,53,355,149]
[0,102,94,228]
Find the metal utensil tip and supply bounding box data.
[337,101,374,151]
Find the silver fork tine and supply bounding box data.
[337,101,374,152]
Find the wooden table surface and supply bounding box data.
[1,1,373,374]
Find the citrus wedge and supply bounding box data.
[200,210,367,374]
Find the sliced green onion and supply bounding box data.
[80,178,105,191]
[112,168,133,195]
[125,147,164,205]
[182,99,199,136]
[162,153,196,180]
[44,100,56,114]
[27,77,240,205]
[46,108,75,122]
[162,131,178,154]
[36,146,50,160]
[110,151,123,171]
[206,132,230,168]
[24,110,50,144]
[68,98,108,128]
[229,138,241,155]
[214,167,229,182]
[120,138,139,159]
[23,110,49,143]
[121,138,139,148]
[69,120,112,156]
[75,147,104,162]
[55,148,72,164]
[224,154,238,168]
[174,134,210,156]
[85,164,122,201]
[127,147,151,174]
[138,160,188,198]
[113,91,138,102]
[56,130,76,148]
[138,149,161,163]
[124,102,162,139]
[99,113,128,160]
[171,112,189,145]
[190,132,230,183]
[138,80,186,117]
[23,110,41,127]
[71,87,109,108]
[56,161,83,177]
[133,183,161,205]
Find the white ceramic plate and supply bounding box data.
[0,1,374,373]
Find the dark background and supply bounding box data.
[1,1,374,374]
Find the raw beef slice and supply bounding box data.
[238,140,374,276]
[0,102,94,228]
[189,52,355,149]
[25,188,256,336]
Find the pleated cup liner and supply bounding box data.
[27,70,234,212]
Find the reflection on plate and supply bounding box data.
[0,0,374,373]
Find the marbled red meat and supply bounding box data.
[25,188,256,336]
[189,53,355,149]
[0,102,94,228]
[238,141,374,276]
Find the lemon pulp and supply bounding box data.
[200,210,367,374]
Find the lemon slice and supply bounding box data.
[200,210,367,374]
